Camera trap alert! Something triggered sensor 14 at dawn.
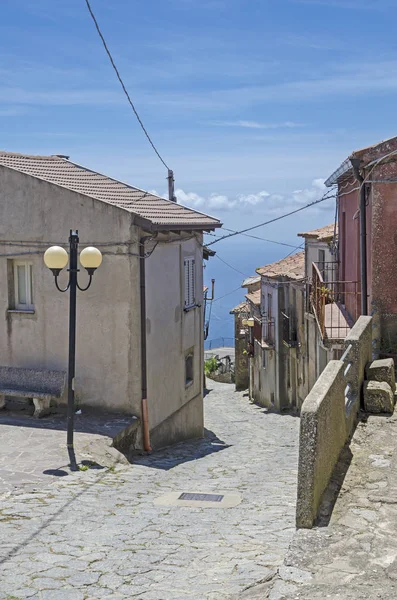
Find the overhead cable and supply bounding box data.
[215,254,250,277]
[83,0,169,170]
[206,191,336,247]
[219,228,299,248]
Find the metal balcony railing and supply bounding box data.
[311,262,361,342]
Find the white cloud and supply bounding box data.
[210,120,303,130]
[176,178,332,214]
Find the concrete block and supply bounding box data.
[366,358,396,393]
[364,381,394,414]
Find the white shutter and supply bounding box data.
[184,257,196,308]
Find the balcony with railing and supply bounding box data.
[260,312,276,347]
[281,311,298,348]
[310,261,361,343]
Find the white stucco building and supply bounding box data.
[249,252,306,412]
[0,150,221,451]
[298,224,339,392]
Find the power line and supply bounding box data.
[219,228,299,248]
[83,0,169,170]
[215,254,250,277]
[213,286,243,303]
[206,191,336,247]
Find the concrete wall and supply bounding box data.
[145,235,205,449]
[304,239,334,281]
[296,316,372,528]
[0,165,142,415]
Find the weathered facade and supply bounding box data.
[249,252,306,412]
[298,224,340,392]
[230,301,249,391]
[325,136,397,356]
[0,151,221,450]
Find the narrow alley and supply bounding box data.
[0,381,299,599]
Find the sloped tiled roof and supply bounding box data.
[256,251,305,281]
[0,151,221,231]
[245,290,261,306]
[298,223,337,241]
[230,301,249,314]
[242,275,261,287]
[325,136,397,187]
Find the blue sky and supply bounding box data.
[1,0,396,344]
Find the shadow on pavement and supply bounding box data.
[0,404,133,439]
[133,428,231,471]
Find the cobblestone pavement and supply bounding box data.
[245,411,397,599]
[0,406,132,496]
[0,380,299,599]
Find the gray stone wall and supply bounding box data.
[296,316,373,528]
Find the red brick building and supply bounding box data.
[325,135,397,353]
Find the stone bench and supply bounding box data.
[0,366,66,417]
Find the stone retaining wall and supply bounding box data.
[296,316,372,528]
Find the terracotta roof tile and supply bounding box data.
[242,275,261,287]
[256,251,305,280]
[230,301,249,314]
[245,290,261,306]
[298,223,337,241]
[0,151,221,231]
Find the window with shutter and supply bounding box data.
[184,257,196,309]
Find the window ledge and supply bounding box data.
[8,309,35,315]
[184,303,201,313]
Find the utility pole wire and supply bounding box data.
[219,228,299,248]
[215,254,251,277]
[83,0,169,171]
[206,191,336,247]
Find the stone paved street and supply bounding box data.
[245,410,397,599]
[0,380,299,599]
[0,407,132,496]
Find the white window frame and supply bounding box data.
[184,256,196,310]
[13,261,34,311]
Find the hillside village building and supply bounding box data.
[0,150,221,450]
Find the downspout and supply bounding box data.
[350,157,368,316]
[140,236,152,452]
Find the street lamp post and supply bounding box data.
[44,230,102,470]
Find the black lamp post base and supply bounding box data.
[68,445,78,471]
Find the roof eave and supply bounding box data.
[325,157,353,187]
[151,222,222,232]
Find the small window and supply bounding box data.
[267,293,272,322]
[12,261,34,311]
[318,249,325,279]
[185,353,194,386]
[184,257,196,309]
[262,348,266,369]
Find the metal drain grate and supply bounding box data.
[178,493,224,502]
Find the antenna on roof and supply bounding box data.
[167,169,177,202]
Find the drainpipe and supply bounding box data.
[140,236,152,452]
[350,157,368,316]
